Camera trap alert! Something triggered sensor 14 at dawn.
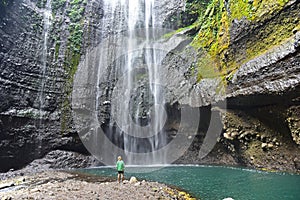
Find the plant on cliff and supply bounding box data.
[37,0,47,9]
[61,0,86,133]
[189,0,293,81]
[51,0,66,15]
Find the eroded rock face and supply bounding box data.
[159,1,300,172]
[0,0,299,173]
[0,0,186,172]
[228,31,300,102]
[0,0,103,172]
[287,106,300,145]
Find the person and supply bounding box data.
[116,156,125,183]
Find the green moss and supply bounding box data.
[36,0,47,8]
[163,22,200,39]
[190,0,230,78]
[252,0,289,19]
[188,0,293,82]
[245,19,298,62]
[51,0,66,14]
[60,0,86,133]
[68,6,84,22]
[230,0,253,20]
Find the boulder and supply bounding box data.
[293,157,300,170]
[129,176,138,184]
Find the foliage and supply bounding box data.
[166,0,211,29]
[37,0,47,9]
[60,0,86,133]
[67,5,84,22]
[188,0,293,81]
[51,0,66,14]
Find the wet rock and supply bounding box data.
[293,157,300,170]
[287,106,300,145]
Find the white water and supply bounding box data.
[36,0,52,153]
[98,0,168,165]
[38,0,52,115]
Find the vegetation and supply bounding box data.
[61,0,86,133]
[37,0,47,9]
[51,0,66,15]
[187,0,293,81]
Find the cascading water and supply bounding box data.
[102,0,168,165]
[38,0,52,114]
[36,0,52,154]
[72,0,194,167]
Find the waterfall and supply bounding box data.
[72,0,191,167]
[38,0,52,114]
[99,0,168,165]
[36,0,52,154]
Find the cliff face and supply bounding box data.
[0,0,98,172]
[0,0,185,172]
[162,0,300,172]
[0,0,299,173]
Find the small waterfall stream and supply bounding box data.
[38,0,52,115]
[36,0,52,154]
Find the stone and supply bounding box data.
[1,196,12,200]
[293,157,300,170]
[261,143,268,149]
[129,176,138,184]
[134,182,141,186]
[0,182,14,190]
[224,132,234,140]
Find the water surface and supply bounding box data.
[78,165,300,200]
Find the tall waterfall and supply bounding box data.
[72,0,191,166]
[102,0,167,165]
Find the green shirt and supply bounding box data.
[116,160,125,171]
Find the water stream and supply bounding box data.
[38,0,51,116]
[36,0,52,155]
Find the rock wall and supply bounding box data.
[162,0,300,172]
[0,0,106,172]
[0,0,186,172]
[0,0,299,173]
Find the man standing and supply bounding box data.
[116,156,125,183]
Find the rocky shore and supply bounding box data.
[0,171,197,200]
